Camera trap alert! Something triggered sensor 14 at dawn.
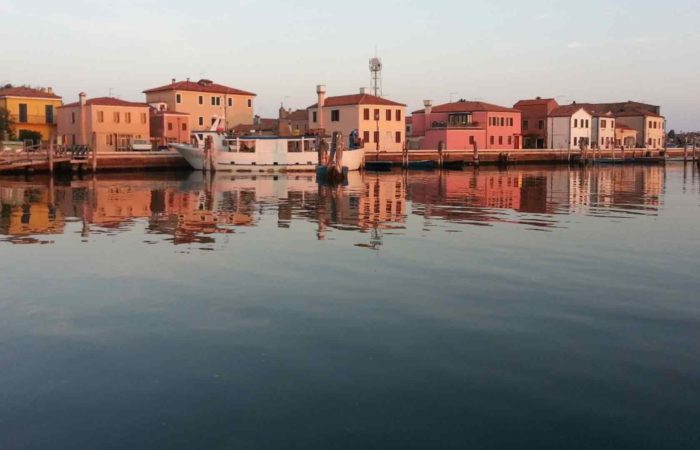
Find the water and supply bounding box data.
[1,164,699,449]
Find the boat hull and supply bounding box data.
[172,143,365,172]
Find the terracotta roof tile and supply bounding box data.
[308,94,406,108]
[0,86,62,99]
[413,101,518,115]
[143,79,256,96]
[513,98,557,107]
[61,97,149,108]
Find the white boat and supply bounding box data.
[172,121,365,173]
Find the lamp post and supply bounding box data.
[375,109,380,158]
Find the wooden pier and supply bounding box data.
[366,147,693,168]
[0,144,189,174]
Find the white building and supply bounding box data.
[547,105,592,150]
[591,112,616,149]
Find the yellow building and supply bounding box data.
[0,86,63,142]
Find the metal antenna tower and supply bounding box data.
[369,55,383,97]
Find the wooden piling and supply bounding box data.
[472,142,479,167]
[48,139,54,175]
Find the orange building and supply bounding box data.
[0,86,63,142]
[57,94,151,152]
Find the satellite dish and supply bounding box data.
[369,57,382,71]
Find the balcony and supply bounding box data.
[429,120,481,130]
[10,115,57,125]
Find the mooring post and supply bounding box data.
[472,142,479,168]
[91,146,97,172]
[48,138,54,175]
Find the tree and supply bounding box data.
[18,129,42,144]
[668,129,676,140]
[0,108,14,141]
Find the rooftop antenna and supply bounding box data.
[369,51,383,97]
[108,88,115,98]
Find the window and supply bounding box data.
[228,98,233,107]
[490,136,495,145]
[396,109,402,121]
[71,112,76,124]
[211,117,217,125]
[374,131,379,144]
[168,122,173,131]
[211,96,221,106]
[523,120,529,130]
[125,112,132,124]
[538,120,544,130]
[448,113,472,127]
[374,109,380,121]
[97,111,104,123]
[199,96,204,105]
[141,113,147,124]
[331,110,340,122]
[509,118,513,126]
[176,94,181,104]
[586,120,589,128]
[312,112,317,123]
[469,136,475,145]
[574,137,578,145]
[18,104,27,123]
[45,105,54,124]
[114,112,120,123]
[574,119,578,128]
[500,118,505,126]
[611,120,615,128]
[601,120,607,129]
[363,131,370,143]
[508,136,512,145]
[247,99,252,108]
[364,108,370,120]
[395,131,401,143]
[182,123,187,131]
[198,116,204,126]
[499,136,503,145]
[107,134,113,146]
[386,110,392,121]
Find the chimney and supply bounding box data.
[186,77,190,82]
[79,92,87,106]
[47,87,53,95]
[316,84,326,131]
[360,87,368,95]
[171,78,176,85]
[424,100,433,116]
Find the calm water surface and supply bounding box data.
[1,164,699,449]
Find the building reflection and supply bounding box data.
[0,164,670,245]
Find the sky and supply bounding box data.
[2,0,699,130]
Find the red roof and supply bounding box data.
[413,100,518,115]
[614,109,663,118]
[514,98,557,107]
[0,86,62,99]
[549,105,591,118]
[286,110,308,121]
[308,94,405,108]
[143,79,256,96]
[615,123,636,131]
[62,97,149,108]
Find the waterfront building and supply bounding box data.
[513,97,560,149]
[306,86,406,153]
[411,100,522,150]
[615,124,639,148]
[57,93,150,152]
[143,79,256,132]
[149,104,190,147]
[547,105,593,149]
[590,111,616,149]
[279,108,309,136]
[0,86,63,142]
[614,110,665,149]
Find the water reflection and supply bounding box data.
[0,164,684,246]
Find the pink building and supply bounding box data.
[57,94,150,152]
[513,97,560,148]
[411,100,522,151]
[149,104,190,146]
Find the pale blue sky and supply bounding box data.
[2,0,699,129]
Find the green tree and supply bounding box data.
[0,108,14,141]
[18,129,42,144]
[668,129,676,140]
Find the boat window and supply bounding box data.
[304,140,314,152]
[288,141,302,152]
[240,141,256,153]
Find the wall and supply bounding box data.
[413,110,521,150]
[0,96,63,141]
[592,117,616,149]
[308,103,406,152]
[58,104,150,152]
[145,90,254,131]
[548,110,592,149]
[151,113,190,145]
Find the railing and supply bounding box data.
[9,114,57,125]
[429,121,480,130]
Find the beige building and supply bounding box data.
[57,94,150,152]
[307,86,406,152]
[615,111,666,149]
[615,124,638,148]
[143,79,256,131]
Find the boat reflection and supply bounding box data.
[0,164,681,246]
